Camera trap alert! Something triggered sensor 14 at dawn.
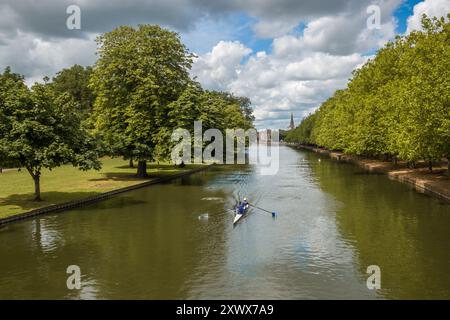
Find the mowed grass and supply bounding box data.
[0,158,202,219]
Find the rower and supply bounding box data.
[237,202,245,214]
[242,197,249,208]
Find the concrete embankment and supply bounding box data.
[288,144,450,203]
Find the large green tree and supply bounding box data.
[0,67,101,201]
[90,25,194,177]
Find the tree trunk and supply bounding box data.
[33,174,42,201]
[136,160,148,178]
[129,158,134,168]
[26,167,42,201]
[428,161,433,173]
[393,155,397,166]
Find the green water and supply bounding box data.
[0,146,449,299]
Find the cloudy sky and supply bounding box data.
[1,0,449,129]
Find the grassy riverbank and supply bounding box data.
[0,158,201,219]
[290,144,450,202]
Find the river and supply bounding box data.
[0,145,449,299]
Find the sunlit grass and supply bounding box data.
[0,157,202,219]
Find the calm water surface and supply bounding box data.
[1,146,449,299]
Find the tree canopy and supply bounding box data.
[0,67,101,200]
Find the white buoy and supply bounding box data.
[198,213,209,220]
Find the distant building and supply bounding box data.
[288,113,295,130]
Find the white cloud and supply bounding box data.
[406,0,450,33]
[191,41,252,90]
[273,6,398,56]
[0,31,97,85]
[192,37,368,129]
[285,53,366,80]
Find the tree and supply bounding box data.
[395,15,450,171]
[0,68,101,201]
[211,92,255,126]
[51,64,95,120]
[90,25,194,177]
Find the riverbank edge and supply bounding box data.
[288,144,450,203]
[0,164,213,226]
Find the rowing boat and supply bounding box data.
[233,204,250,225]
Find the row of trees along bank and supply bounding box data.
[286,15,450,174]
[0,25,254,201]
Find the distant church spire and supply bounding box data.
[289,113,295,130]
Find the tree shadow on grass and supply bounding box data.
[89,172,144,182]
[89,170,181,182]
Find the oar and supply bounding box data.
[248,204,277,218]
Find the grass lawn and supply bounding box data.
[0,158,202,219]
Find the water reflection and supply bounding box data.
[305,151,450,299]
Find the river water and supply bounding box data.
[0,145,449,299]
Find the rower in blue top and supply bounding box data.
[237,197,249,214]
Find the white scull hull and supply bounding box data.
[233,205,249,225]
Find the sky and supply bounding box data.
[0,0,449,129]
